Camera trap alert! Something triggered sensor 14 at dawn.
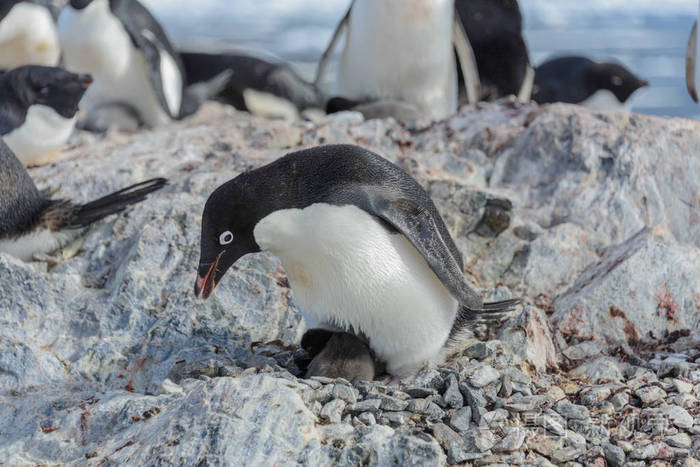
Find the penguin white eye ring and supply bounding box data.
[219,231,234,245]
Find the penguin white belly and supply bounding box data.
[579,90,628,111]
[336,0,458,121]
[0,229,77,262]
[58,2,173,127]
[253,203,459,377]
[0,3,60,69]
[2,105,76,167]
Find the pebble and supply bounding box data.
[331,384,358,404]
[603,442,626,467]
[563,341,601,361]
[672,378,694,394]
[663,405,694,429]
[610,392,629,410]
[634,385,667,405]
[503,395,539,412]
[346,399,381,414]
[443,374,464,408]
[467,364,500,388]
[550,447,585,464]
[320,399,346,424]
[379,411,412,426]
[664,432,692,449]
[404,387,437,398]
[422,402,445,421]
[580,386,612,406]
[463,427,497,452]
[629,442,686,460]
[357,412,376,426]
[448,407,472,432]
[375,394,408,411]
[481,408,508,427]
[460,382,487,409]
[567,419,609,444]
[492,427,525,452]
[405,398,430,413]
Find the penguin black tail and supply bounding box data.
[66,178,167,228]
[449,298,523,341]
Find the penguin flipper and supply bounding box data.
[180,69,234,118]
[58,178,167,229]
[452,11,481,105]
[686,20,698,103]
[338,186,484,311]
[314,1,354,88]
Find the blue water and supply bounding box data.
[143,0,700,120]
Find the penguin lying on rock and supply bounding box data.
[195,144,519,378]
[179,51,323,121]
[0,65,92,166]
[58,0,231,131]
[0,139,166,262]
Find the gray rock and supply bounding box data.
[492,427,526,452]
[569,357,624,383]
[580,385,614,407]
[448,407,472,432]
[629,442,688,460]
[463,427,497,452]
[357,412,376,426]
[460,383,487,410]
[611,392,629,410]
[374,394,409,412]
[664,432,692,449]
[635,385,667,405]
[443,373,464,409]
[662,405,694,429]
[346,399,382,414]
[378,411,412,426]
[331,384,358,404]
[603,441,626,467]
[499,305,559,372]
[320,399,346,424]
[563,341,602,361]
[466,364,500,388]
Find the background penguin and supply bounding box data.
[315,0,481,121]
[0,0,61,71]
[0,65,92,167]
[455,0,534,103]
[0,139,166,262]
[194,144,519,378]
[325,96,424,123]
[532,56,649,110]
[58,0,231,131]
[302,330,382,383]
[179,51,322,121]
[686,7,700,102]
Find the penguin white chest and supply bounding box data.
[58,0,181,127]
[2,105,76,166]
[253,203,459,376]
[336,0,458,120]
[579,90,628,111]
[0,228,78,262]
[0,3,60,69]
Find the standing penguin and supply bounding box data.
[455,0,534,102]
[0,0,60,70]
[315,0,481,121]
[195,145,519,377]
[57,0,230,130]
[686,3,700,102]
[532,56,648,111]
[0,139,166,261]
[0,65,92,166]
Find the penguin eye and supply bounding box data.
[219,231,234,245]
[38,86,50,96]
[611,76,623,87]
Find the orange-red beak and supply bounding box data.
[194,251,224,300]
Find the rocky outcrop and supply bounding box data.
[1,101,698,464]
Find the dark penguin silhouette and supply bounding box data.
[686,16,699,102]
[532,56,648,110]
[0,65,92,166]
[0,0,61,70]
[0,140,166,261]
[195,144,519,377]
[455,0,534,102]
[58,0,231,130]
[180,51,322,120]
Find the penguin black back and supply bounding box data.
[533,56,648,105]
[0,140,49,237]
[456,0,531,99]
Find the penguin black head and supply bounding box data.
[69,0,94,10]
[2,66,92,118]
[195,179,264,299]
[589,62,648,103]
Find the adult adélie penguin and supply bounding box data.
[194,145,520,378]
[0,0,61,70]
[58,0,231,130]
[0,139,166,262]
[315,0,481,121]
